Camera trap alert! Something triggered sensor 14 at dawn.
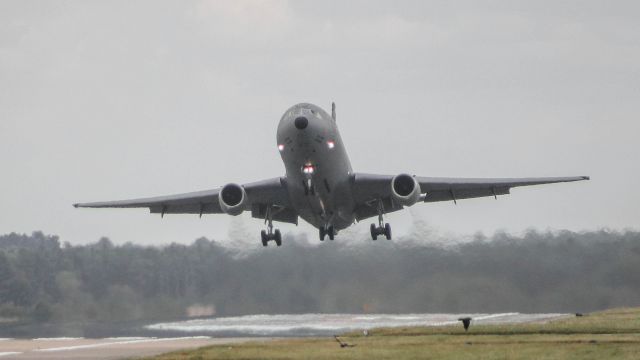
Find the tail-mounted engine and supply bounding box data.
[219,183,247,216]
[391,174,421,207]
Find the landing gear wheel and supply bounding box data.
[328,226,335,241]
[370,199,391,241]
[319,227,326,241]
[370,224,378,240]
[384,223,392,240]
[274,229,282,246]
[261,206,282,247]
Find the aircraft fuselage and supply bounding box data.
[276,103,355,231]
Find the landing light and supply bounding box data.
[303,165,315,174]
[278,144,285,151]
[327,140,335,149]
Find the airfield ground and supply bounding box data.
[149,307,640,360]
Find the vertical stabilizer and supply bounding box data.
[331,102,336,121]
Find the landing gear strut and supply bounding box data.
[319,225,335,241]
[370,200,391,240]
[261,207,281,247]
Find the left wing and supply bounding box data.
[74,177,298,224]
[351,173,589,221]
[417,175,589,203]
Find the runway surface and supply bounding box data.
[0,313,570,359]
[0,337,270,359]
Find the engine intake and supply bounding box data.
[219,183,247,216]
[391,174,421,207]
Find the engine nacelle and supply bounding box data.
[218,183,247,216]
[391,173,421,207]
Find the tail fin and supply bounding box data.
[331,102,336,121]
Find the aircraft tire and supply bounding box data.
[274,229,282,246]
[384,223,392,240]
[328,226,335,241]
[319,227,326,241]
[261,230,268,247]
[370,224,377,240]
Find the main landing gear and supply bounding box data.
[370,200,392,240]
[261,207,281,247]
[319,225,335,241]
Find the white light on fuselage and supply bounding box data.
[327,141,335,149]
[278,144,285,151]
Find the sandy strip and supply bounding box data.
[35,336,211,352]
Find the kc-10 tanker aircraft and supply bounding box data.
[75,103,589,246]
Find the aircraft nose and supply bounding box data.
[294,116,308,130]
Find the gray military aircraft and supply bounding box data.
[75,102,589,246]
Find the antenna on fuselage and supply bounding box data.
[331,102,336,121]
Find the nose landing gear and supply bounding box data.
[261,206,282,247]
[370,200,392,240]
[303,179,315,196]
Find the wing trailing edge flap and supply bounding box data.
[423,187,510,203]
[149,202,222,215]
[354,197,403,222]
[251,203,298,225]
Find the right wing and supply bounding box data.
[74,177,298,224]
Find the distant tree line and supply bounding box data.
[0,229,639,324]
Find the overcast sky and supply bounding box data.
[1,1,638,245]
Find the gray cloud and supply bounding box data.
[0,1,638,244]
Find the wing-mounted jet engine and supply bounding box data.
[218,183,247,215]
[391,174,421,206]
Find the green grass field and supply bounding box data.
[147,307,640,359]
